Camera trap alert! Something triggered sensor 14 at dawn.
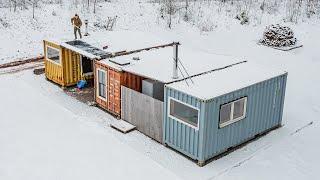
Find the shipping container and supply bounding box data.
[94,60,143,117]
[44,40,109,87]
[163,61,288,166]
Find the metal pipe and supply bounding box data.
[172,42,179,79]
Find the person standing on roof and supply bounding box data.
[71,14,82,40]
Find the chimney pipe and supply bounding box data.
[172,42,179,79]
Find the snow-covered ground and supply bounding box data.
[1,0,320,180]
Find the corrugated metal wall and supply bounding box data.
[202,74,287,160]
[94,61,144,117]
[44,40,64,85]
[62,49,82,86]
[163,87,206,160]
[163,73,287,162]
[44,40,83,87]
[108,68,122,115]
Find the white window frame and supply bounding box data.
[168,97,200,130]
[96,68,107,101]
[219,97,247,128]
[46,45,61,66]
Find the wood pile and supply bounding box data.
[260,24,297,47]
[0,56,43,69]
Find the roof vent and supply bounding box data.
[132,57,140,61]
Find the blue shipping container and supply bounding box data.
[163,64,287,166]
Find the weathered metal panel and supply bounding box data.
[121,86,163,143]
[94,61,143,117]
[122,72,144,92]
[202,74,288,161]
[62,49,82,86]
[108,68,121,115]
[163,87,205,160]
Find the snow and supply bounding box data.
[100,46,241,83]
[1,0,320,180]
[0,70,180,180]
[167,61,287,100]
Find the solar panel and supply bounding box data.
[65,40,111,59]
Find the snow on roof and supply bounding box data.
[45,38,109,59]
[166,61,287,100]
[59,42,99,59]
[45,31,169,60]
[99,46,243,83]
[90,31,169,52]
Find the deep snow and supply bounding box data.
[1,0,320,180]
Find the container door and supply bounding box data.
[108,69,121,115]
[71,51,81,82]
[108,69,114,112]
[113,72,121,115]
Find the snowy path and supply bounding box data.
[0,71,180,180]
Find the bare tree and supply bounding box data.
[93,0,97,13]
[184,0,189,21]
[11,0,17,12]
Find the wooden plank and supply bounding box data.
[0,56,43,69]
[110,120,136,134]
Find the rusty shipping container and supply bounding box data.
[94,60,143,117]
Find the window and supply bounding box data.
[169,98,199,129]
[46,46,60,64]
[97,69,106,99]
[219,97,247,128]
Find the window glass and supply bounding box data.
[233,98,245,119]
[219,97,247,127]
[47,46,60,64]
[98,70,106,98]
[219,103,232,124]
[169,99,199,127]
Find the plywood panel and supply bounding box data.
[121,86,163,143]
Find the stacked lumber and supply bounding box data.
[0,56,43,69]
[260,24,297,47]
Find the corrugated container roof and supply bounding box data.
[99,46,242,83]
[166,61,287,100]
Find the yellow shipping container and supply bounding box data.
[44,40,95,87]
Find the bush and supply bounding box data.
[235,11,249,25]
